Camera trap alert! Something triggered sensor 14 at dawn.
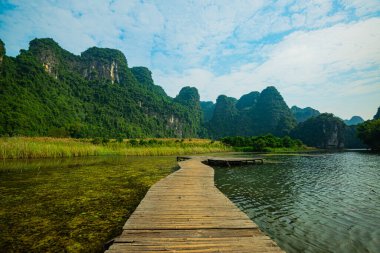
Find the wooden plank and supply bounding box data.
[105,157,284,252]
[206,157,264,166]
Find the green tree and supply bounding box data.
[250,86,297,136]
[220,134,304,151]
[356,119,380,151]
[0,38,204,138]
[208,95,238,138]
[291,106,320,123]
[291,113,345,148]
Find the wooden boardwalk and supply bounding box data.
[105,158,284,253]
[207,157,264,166]
[177,156,264,166]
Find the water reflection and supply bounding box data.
[215,152,380,253]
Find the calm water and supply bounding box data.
[0,156,177,252]
[215,152,380,253]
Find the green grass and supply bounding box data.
[0,156,178,252]
[0,137,231,159]
[232,146,314,153]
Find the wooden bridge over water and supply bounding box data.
[105,157,284,252]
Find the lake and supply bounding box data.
[215,151,380,253]
[1,152,379,252]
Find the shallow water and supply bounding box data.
[214,151,380,253]
[0,155,177,252]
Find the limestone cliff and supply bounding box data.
[81,47,130,84]
[0,38,203,138]
[291,113,345,148]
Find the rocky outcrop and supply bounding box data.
[81,47,129,84]
[28,38,66,79]
[167,114,183,137]
[325,123,343,148]
[27,39,131,84]
[291,113,345,148]
[0,38,204,138]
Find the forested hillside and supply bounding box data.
[355,107,380,151]
[0,38,202,138]
[206,87,296,138]
[290,113,346,148]
[0,38,370,148]
[291,106,320,123]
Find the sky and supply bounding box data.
[0,0,379,120]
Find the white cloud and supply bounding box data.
[0,0,164,66]
[341,0,380,17]
[154,18,380,119]
[1,0,379,119]
[150,0,266,69]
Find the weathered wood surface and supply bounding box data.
[105,158,283,253]
[207,157,264,166]
[177,156,264,166]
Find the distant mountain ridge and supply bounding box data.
[206,86,297,138]
[0,38,369,149]
[344,116,364,126]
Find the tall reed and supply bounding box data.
[0,137,231,159]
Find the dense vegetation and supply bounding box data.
[220,134,305,152]
[0,137,230,159]
[200,101,215,123]
[291,106,320,123]
[207,95,238,137]
[0,156,177,252]
[356,111,380,151]
[344,125,367,149]
[0,37,372,150]
[0,38,202,138]
[290,113,345,148]
[374,107,380,120]
[207,87,297,138]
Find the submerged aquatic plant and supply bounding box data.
[0,156,177,252]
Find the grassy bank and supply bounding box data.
[220,135,313,153]
[232,146,316,152]
[0,137,231,159]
